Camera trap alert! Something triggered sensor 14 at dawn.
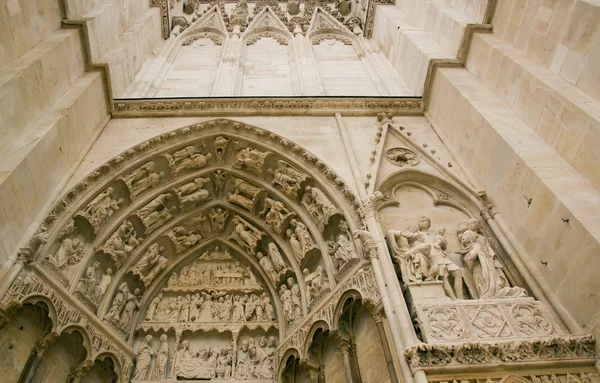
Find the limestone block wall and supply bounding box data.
[240,37,295,96]
[354,309,391,383]
[417,0,600,344]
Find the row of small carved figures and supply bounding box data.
[145,290,276,323]
[133,334,277,381]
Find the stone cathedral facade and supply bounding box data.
[0,0,599,383]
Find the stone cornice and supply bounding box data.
[113,97,423,116]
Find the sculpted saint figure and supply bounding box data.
[106,282,129,324]
[94,268,113,304]
[233,146,271,175]
[119,288,142,330]
[279,285,294,323]
[209,208,229,232]
[168,226,201,254]
[301,185,338,231]
[304,266,329,304]
[232,295,246,322]
[262,292,275,321]
[46,236,85,271]
[76,261,100,298]
[131,243,168,286]
[269,160,307,198]
[228,216,263,253]
[260,197,294,234]
[236,341,250,379]
[146,292,162,321]
[175,177,211,207]
[152,334,169,379]
[133,335,154,379]
[267,242,288,272]
[290,219,316,257]
[458,219,527,299]
[257,252,279,284]
[387,225,431,283]
[328,232,359,272]
[121,162,164,199]
[216,347,232,379]
[80,187,124,231]
[288,277,302,319]
[166,145,212,175]
[101,220,141,269]
[136,193,176,232]
[179,295,191,322]
[228,178,263,211]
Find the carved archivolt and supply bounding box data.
[5,119,369,381]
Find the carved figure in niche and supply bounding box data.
[209,208,229,232]
[236,340,250,379]
[133,335,154,379]
[245,294,258,320]
[120,287,142,330]
[458,219,527,299]
[121,162,164,199]
[137,193,176,233]
[156,296,169,321]
[212,169,229,195]
[165,145,212,175]
[387,225,431,283]
[233,145,271,175]
[216,347,232,379]
[46,226,85,271]
[302,185,339,231]
[168,226,202,254]
[228,178,264,211]
[289,219,316,260]
[179,295,191,322]
[304,266,329,304]
[263,292,275,321]
[167,273,179,287]
[269,160,308,199]
[385,147,419,167]
[94,268,113,304]
[75,261,100,298]
[101,219,141,269]
[222,294,233,321]
[106,282,129,323]
[146,292,163,321]
[175,177,211,207]
[257,252,279,284]
[328,231,359,272]
[279,284,294,323]
[214,136,230,162]
[131,243,168,286]
[244,266,257,285]
[260,197,294,234]
[232,295,246,322]
[288,232,303,263]
[79,187,124,231]
[152,334,169,379]
[228,216,263,253]
[267,242,288,273]
[288,277,302,319]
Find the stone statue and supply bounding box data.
[168,226,202,254]
[216,346,232,379]
[328,232,359,272]
[228,178,263,211]
[213,136,230,162]
[146,292,163,321]
[289,219,316,259]
[133,335,154,379]
[257,251,279,284]
[288,277,302,319]
[236,340,250,379]
[458,221,527,299]
[120,161,164,199]
[209,208,229,232]
[269,160,308,198]
[106,282,129,324]
[387,225,431,283]
[75,261,100,298]
[175,177,211,207]
[46,236,85,271]
[233,146,271,175]
[279,284,294,323]
[136,193,176,232]
[212,169,229,195]
[130,243,168,286]
[165,145,212,175]
[152,334,169,379]
[228,216,263,253]
[101,219,141,269]
[94,267,113,304]
[302,185,338,231]
[174,341,217,379]
[260,197,294,234]
[304,266,329,304]
[267,242,288,273]
[119,287,142,330]
[79,187,124,231]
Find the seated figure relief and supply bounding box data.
[233,144,271,175]
[77,187,124,232]
[44,220,86,273]
[119,161,164,199]
[260,197,294,234]
[130,243,168,286]
[301,185,339,232]
[228,178,265,212]
[228,216,264,254]
[165,145,212,175]
[167,226,202,254]
[174,177,211,207]
[100,219,142,269]
[269,160,308,199]
[136,193,177,233]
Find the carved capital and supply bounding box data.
[34,332,60,356]
[358,192,385,218]
[67,360,95,383]
[480,203,497,221]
